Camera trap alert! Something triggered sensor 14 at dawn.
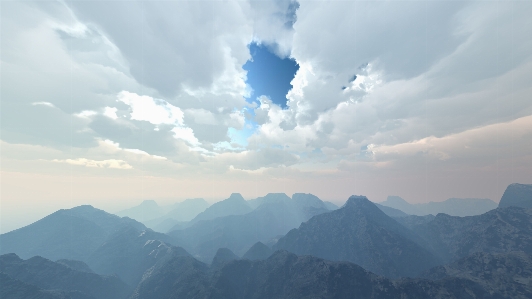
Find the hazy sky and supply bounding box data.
[1,0,531,233]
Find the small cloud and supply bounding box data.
[103,107,118,119]
[74,110,98,118]
[124,148,166,160]
[31,102,56,108]
[117,91,184,125]
[171,126,200,146]
[52,158,133,169]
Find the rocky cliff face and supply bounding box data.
[131,250,501,299]
[411,206,532,262]
[422,251,532,299]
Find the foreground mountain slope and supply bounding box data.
[273,196,439,278]
[411,206,532,262]
[0,205,145,261]
[131,250,499,299]
[0,253,130,299]
[422,251,532,299]
[0,272,92,299]
[169,193,330,261]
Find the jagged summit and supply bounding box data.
[499,183,532,209]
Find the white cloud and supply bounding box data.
[171,127,200,147]
[103,107,118,119]
[52,158,132,169]
[117,91,184,126]
[31,102,56,108]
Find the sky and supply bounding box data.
[1,0,532,233]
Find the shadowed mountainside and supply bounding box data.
[131,250,501,299]
[0,253,130,299]
[273,196,439,278]
[0,205,146,262]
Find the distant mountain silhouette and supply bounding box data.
[164,198,210,222]
[499,183,532,209]
[393,214,435,230]
[422,251,532,298]
[117,200,163,223]
[168,193,330,261]
[211,248,238,269]
[119,198,210,232]
[410,206,532,262]
[131,250,499,299]
[273,195,439,278]
[379,196,497,216]
[183,193,252,226]
[242,242,272,260]
[375,203,409,217]
[0,253,130,299]
[0,205,145,261]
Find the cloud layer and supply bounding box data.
[2,0,532,232]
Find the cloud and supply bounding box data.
[117,91,184,126]
[31,102,56,108]
[52,158,133,169]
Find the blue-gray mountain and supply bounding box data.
[498,183,532,209]
[0,205,145,262]
[0,253,130,299]
[118,198,210,232]
[0,273,92,299]
[242,242,273,261]
[273,196,440,278]
[409,206,532,263]
[379,196,497,216]
[422,251,532,299]
[85,226,182,286]
[130,250,500,299]
[185,193,252,226]
[168,193,331,261]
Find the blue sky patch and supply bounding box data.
[243,42,299,108]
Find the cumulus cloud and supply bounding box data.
[2,0,532,212]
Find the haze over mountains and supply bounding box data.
[378,196,497,217]
[1,183,532,298]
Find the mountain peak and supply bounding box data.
[243,242,272,261]
[499,183,532,209]
[227,193,245,201]
[211,248,238,267]
[386,195,409,204]
[140,200,159,207]
[345,195,371,206]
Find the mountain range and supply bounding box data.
[1,184,532,298]
[379,196,497,216]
